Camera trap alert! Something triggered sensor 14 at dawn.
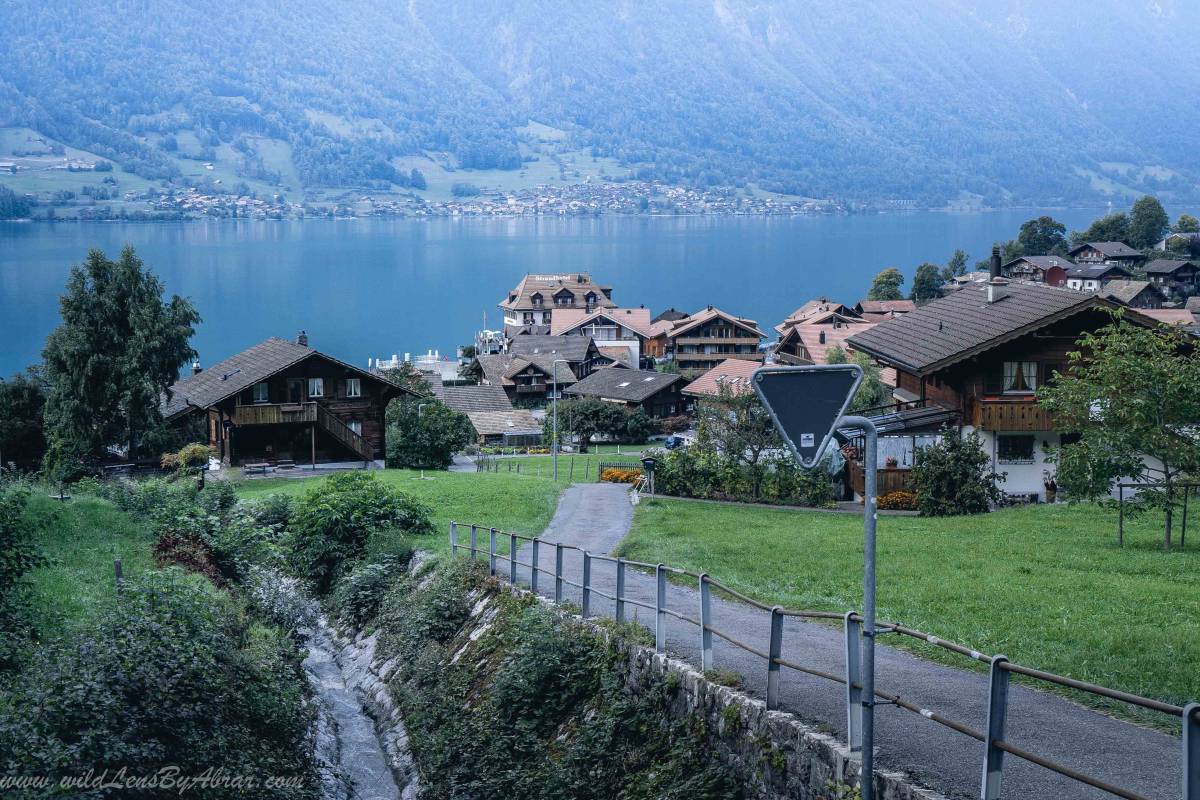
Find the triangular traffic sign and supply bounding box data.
[752,364,862,468]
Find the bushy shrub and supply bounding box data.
[289,472,432,594]
[877,490,918,511]
[0,573,320,798]
[198,479,238,515]
[652,447,836,507]
[912,431,1005,516]
[0,485,45,672]
[244,492,294,531]
[330,551,412,628]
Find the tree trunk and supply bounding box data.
[1165,505,1173,552]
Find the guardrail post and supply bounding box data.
[509,532,518,584]
[844,612,863,752]
[581,551,592,617]
[615,558,627,623]
[450,521,458,554]
[531,539,540,592]
[488,527,497,576]
[469,525,478,560]
[555,543,564,603]
[1185,703,1199,800]
[699,574,713,671]
[766,606,784,711]
[655,564,667,652]
[981,656,1010,800]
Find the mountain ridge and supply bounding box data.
[1,0,1196,205]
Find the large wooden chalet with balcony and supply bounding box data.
[646,305,765,375]
[846,269,1157,501]
[162,333,414,467]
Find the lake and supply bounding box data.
[0,210,1115,377]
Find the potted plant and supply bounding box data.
[885,455,899,469]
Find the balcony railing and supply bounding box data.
[233,402,317,426]
[515,383,548,394]
[971,396,1054,432]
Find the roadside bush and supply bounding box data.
[912,431,1005,516]
[288,472,433,594]
[877,490,918,511]
[0,572,320,798]
[0,485,45,672]
[653,447,836,508]
[245,492,295,531]
[198,479,237,515]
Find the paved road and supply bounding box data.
[499,483,1183,800]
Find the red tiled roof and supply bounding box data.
[681,358,761,397]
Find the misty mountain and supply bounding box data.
[2,0,1197,204]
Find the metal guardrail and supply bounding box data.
[449,520,1199,800]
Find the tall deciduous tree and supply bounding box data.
[695,383,782,498]
[942,249,968,282]
[41,247,200,471]
[385,397,473,470]
[910,263,943,303]
[1016,215,1067,256]
[1128,196,1170,249]
[1038,317,1200,550]
[545,397,629,452]
[1174,214,1200,234]
[867,267,904,301]
[1073,212,1130,246]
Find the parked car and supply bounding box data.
[664,435,684,450]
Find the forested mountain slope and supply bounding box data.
[1,0,1196,204]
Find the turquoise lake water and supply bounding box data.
[0,210,1114,376]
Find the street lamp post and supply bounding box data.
[551,358,570,482]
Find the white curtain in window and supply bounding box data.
[1003,361,1017,391]
[1022,362,1037,391]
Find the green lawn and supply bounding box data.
[234,468,565,554]
[618,498,1200,724]
[480,451,647,480]
[23,494,159,636]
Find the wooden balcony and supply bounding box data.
[971,396,1054,432]
[674,336,761,347]
[514,383,548,394]
[234,402,317,426]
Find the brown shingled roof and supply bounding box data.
[681,358,760,398]
[564,368,683,402]
[845,282,1125,376]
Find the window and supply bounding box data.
[345,378,361,398]
[307,378,324,398]
[252,382,269,404]
[998,435,1035,464]
[1002,361,1037,393]
[347,420,362,435]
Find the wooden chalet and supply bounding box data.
[1068,241,1144,270]
[1144,259,1200,298]
[1000,255,1072,287]
[645,306,765,375]
[846,273,1157,501]
[563,368,689,418]
[162,333,413,466]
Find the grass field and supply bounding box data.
[480,447,651,480]
[617,498,1200,721]
[235,468,565,554]
[22,494,160,636]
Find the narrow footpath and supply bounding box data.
[512,483,1182,800]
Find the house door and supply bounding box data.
[288,379,303,403]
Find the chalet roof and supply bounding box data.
[652,307,689,324]
[550,307,653,337]
[1138,308,1196,326]
[162,337,403,420]
[1100,280,1155,305]
[1002,255,1075,271]
[681,358,760,398]
[466,410,542,437]
[475,353,577,386]
[500,273,615,311]
[1069,241,1142,259]
[564,368,683,403]
[785,322,878,364]
[855,299,916,315]
[782,298,853,325]
[428,384,514,414]
[667,306,765,339]
[1145,259,1197,275]
[845,282,1125,376]
[509,335,594,363]
[505,323,552,338]
[597,346,634,367]
[1067,264,1130,279]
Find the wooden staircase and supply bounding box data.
[315,404,374,462]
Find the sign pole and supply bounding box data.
[751,365,877,793]
[840,414,879,793]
